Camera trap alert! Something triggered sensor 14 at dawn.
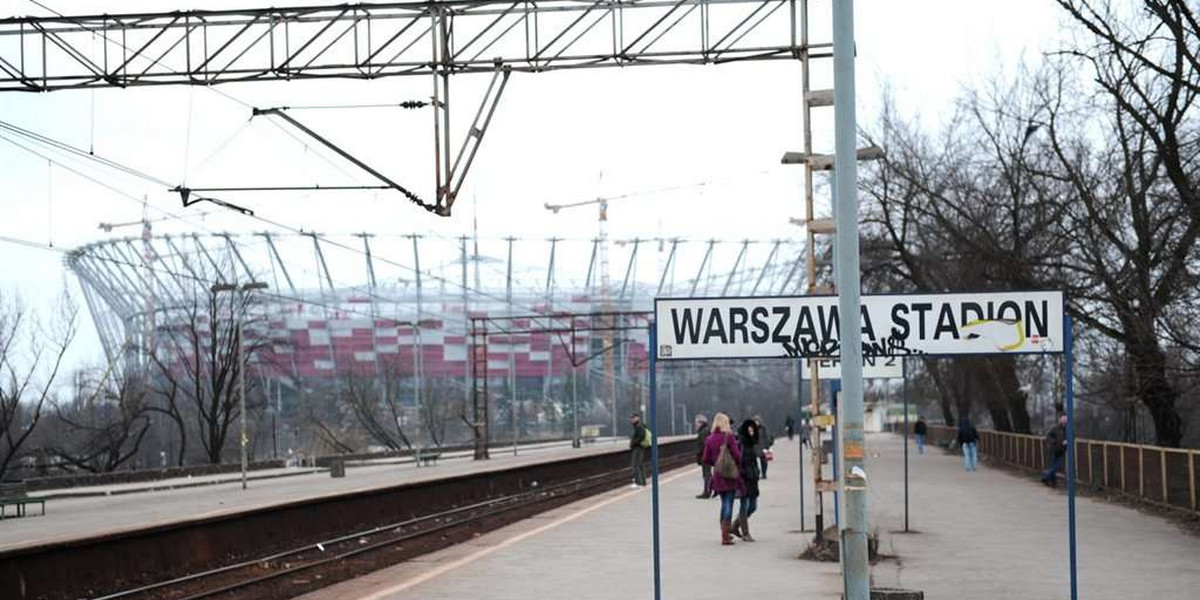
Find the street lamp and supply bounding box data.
[211,281,269,490]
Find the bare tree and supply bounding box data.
[419,377,462,447]
[0,290,78,480]
[339,359,413,450]
[1045,0,1200,446]
[860,76,1071,433]
[860,1,1199,444]
[296,382,359,456]
[146,376,188,466]
[47,370,151,473]
[152,285,266,464]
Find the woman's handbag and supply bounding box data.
[715,437,740,479]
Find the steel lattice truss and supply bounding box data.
[0,0,816,91]
[66,233,810,367]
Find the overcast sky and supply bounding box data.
[0,0,1066,370]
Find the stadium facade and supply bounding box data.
[66,232,808,402]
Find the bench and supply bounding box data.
[414,452,442,467]
[0,483,45,519]
[580,425,602,445]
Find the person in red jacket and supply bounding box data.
[701,412,743,545]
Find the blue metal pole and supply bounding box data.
[1065,316,1077,600]
[902,358,910,533]
[648,323,662,600]
[798,359,806,531]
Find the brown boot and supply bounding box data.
[739,515,755,542]
[730,516,744,539]
[720,520,735,545]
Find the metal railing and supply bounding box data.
[926,425,1199,515]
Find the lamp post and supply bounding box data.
[212,281,269,490]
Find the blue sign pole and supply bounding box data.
[1065,316,1077,600]
[648,322,662,600]
[798,359,806,531]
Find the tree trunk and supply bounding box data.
[971,361,1013,432]
[1127,334,1184,447]
[922,358,956,426]
[985,357,1032,434]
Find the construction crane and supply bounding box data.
[545,192,619,436]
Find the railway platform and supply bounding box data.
[0,437,634,554]
[296,434,1200,600]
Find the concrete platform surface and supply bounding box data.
[0,437,670,554]
[297,434,841,600]
[867,433,1200,600]
[297,433,1200,600]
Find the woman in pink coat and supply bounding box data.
[700,412,743,545]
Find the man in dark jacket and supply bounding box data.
[914,416,928,455]
[755,416,773,479]
[957,419,979,471]
[1042,414,1068,487]
[629,412,648,487]
[695,415,712,498]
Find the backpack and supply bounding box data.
[639,427,653,448]
[715,436,740,479]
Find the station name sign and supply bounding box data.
[654,291,1065,361]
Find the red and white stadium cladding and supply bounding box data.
[219,297,649,381]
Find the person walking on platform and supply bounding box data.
[701,413,742,546]
[734,418,762,542]
[800,418,812,448]
[785,415,795,441]
[1042,414,1068,487]
[957,418,979,471]
[694,414,712,499]
[629,412,649,488]
[754,415,773,479]
[914,416,928,455]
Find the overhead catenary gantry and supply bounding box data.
[0,0,819,216]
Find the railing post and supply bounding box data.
[1190,450,1196,512]
[1088,441,1094,484]
[1161,449,1169,505]
[1139,447,1145,499]
[1103,442,1109,488]
[1120,445,1127,494]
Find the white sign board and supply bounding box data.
[802,356,903,380]
[654,291,1064,361]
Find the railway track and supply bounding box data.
[87,453,692,600]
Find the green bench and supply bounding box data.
[0,483,45,519]
[415,451,442,467]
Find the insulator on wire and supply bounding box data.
[400,100,429,110]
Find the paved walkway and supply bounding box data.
[299,435,841,600]
[0,437,657,553]
[867,433,1200,600]
[299,433,1200,600]
[29,439,597,500]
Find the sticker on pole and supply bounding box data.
[654,291,1064,360]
